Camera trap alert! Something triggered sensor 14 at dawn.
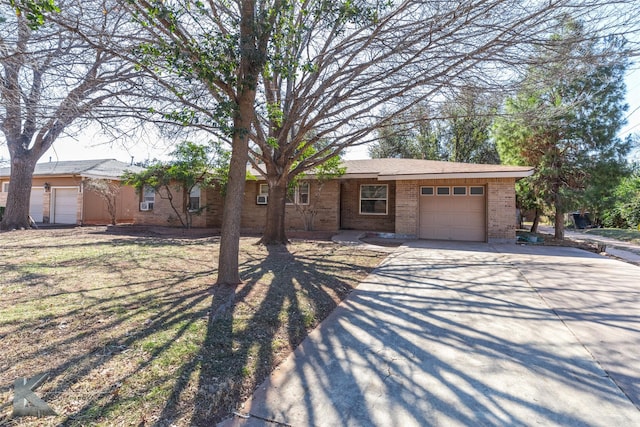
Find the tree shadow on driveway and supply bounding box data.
[220,242,640,426]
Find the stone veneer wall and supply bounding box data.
[394,178,517,242]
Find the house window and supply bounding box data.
[2,182,8,192]
[470,186,485,196]
[257,183,269,205]
[437,187,450,195]
[142,186,155,210]
[453,186,466,195]
[360,184,387,215]
[287,182,310,205]
[189,185,201,211]
[420,186,434,196]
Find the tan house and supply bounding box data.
[135,158,533,243]
[0,159,143,225]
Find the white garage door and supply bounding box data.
[52,188,78,224]
[29,187,44,222]
[419,186,486,242]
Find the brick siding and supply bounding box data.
[339,179,396,232]
[394,177,517,242]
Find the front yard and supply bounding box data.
[0,227,385,426]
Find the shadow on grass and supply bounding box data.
[156,242,358,425]
[0,232,376,426]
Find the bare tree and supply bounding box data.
[83,178,120,225]
[117,0,640,284]
[0,0,145,229]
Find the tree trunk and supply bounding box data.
[216,125,251,285]
[530,208,540,233]
[0,154,38,230]
[259,177,288,245]
[216,0,262,284]
[554,193,564,240]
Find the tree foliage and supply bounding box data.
[122,141,225,229]
[0,0,145,230]
[114,0,640,283]
[494,21,632,239]
[369,90,500,164]
[600,169,640,228]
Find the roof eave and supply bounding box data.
[340,173,381,179]
[376,170,535,180]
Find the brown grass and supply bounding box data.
[0,227,385,426]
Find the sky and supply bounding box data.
[1,68,639,165]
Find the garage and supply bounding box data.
[29,187,44,222]
[419,185,486,242]
[51,187,78,224]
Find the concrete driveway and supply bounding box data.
[220,241,640,426]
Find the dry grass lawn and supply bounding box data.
[0,227,385,426]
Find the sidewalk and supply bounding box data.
[537,225,640,265]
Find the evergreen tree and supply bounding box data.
[494,21,632,239]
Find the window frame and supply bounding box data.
[420,186,434,196]
[359,184,388,215]
[287,182,310,205]
[142,186,155,210]
[2,182,9,193]
[189,184,201,211]
[470,186,485,196]
[436,186,450,196]
[453,186,467,196]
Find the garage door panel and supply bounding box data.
[419,187,486,242]
[53,188,78,224]
[29,188,44,222]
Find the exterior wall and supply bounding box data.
[204,184,225,228]
[240,180,340,232]
[339,179,396,232]
[17,177,82,224]
[82,183,139,225]
[133,185,198,227]
[133,184,224,228]
[486,179,518,242]
[394,177,518,242]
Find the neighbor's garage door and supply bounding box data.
[419,185,486,242]
[52,188,78,224]
[29,187,44,222]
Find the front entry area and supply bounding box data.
[419,185,486,242]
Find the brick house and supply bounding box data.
[135,158,532,243]
[0,159,142,225]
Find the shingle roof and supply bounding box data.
[342,158,533,180]
[0,159,143,180]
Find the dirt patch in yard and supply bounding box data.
[0,227,385,426]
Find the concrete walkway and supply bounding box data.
[219,241,640,426]
[538,225,640,264]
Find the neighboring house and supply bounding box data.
[137,158,533,243]
[0,159,143,225]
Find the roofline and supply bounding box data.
[0,173,126,180]
[81,174,125,180]
[375,170,535,180]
